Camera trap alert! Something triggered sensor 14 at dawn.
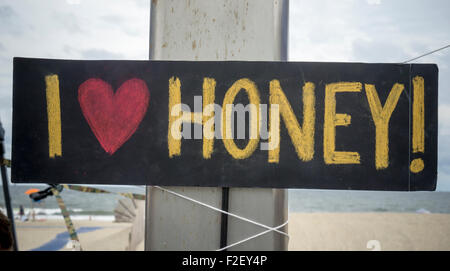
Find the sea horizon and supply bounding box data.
[1,184,450,222]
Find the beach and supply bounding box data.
[13,212,450,251]
[288,212,450,251]
[15,220,143,251]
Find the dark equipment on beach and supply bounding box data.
[28,184,63,202]
[0,120,18,251]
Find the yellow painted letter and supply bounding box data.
[324,82,361,164]
[222,78,260,159]
[45,74,62,158]
[412,76,424,153]
[168,77,216,158]
[410,76,425,173]
[365,83,404,169]
[268,80,315,163]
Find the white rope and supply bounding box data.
[153,186,289,249]
[216,219,289,251]
[402,44,450,63]
[154,186,288,237]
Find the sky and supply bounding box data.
[0,0,449,190]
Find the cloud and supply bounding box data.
[437,171,450,191]
[351,39,410,62]
[133,0,149,8]
[100,14,141,37]
[63,44,75,55]
[52,11,84,34]
[80,48,125,59]
[0,5,24,36]
[366,0,381,5]
[100,14,124,24]
[439,105,450,136]
[289,0,366,62]
[66,0,81,4]
[0,5,15,18]
[438,107,450,191]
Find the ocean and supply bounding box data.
[1,184,450,222]
[0,184,146,221]
[288,189,450,213]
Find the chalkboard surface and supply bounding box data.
[12,58,438,190]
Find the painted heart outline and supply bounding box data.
[78,78,150,155]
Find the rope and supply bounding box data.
[217,219,289,251]
[154,186,289,250]
[51,188,82,251]
[402,44,450,63]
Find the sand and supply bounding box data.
[15,220,136,251]
[13,212,450,251]
[288,212,450,251]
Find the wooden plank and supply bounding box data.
[12,58,438,190]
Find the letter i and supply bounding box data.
[45,74,62,158]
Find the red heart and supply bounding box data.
[78,78,150,155]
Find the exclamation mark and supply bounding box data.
[45,74,62,158]
[410,76,424,173]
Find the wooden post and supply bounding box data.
[145,0,289,250]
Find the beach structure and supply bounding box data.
[114,198,137,223]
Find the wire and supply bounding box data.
[154,185,289,250]
[154,186,289,237]
[216,220,289,251]
[402,44,450,63]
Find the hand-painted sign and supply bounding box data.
[12,58,438,190]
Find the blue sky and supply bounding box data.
[0,0,449,190]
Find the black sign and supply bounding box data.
[12,58,438,190]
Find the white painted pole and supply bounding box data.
[146,0,289,250]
